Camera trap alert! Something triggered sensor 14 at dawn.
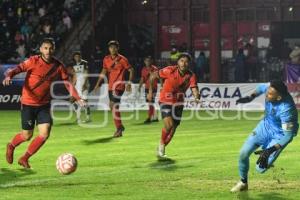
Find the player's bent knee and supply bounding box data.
[255,165,267,174]
[24,134,33,140]
[239,149,251,161]
[164,123,174,132]
[39,132,50,139]
[22,130,34,140]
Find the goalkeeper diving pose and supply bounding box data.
[231,80,299,192]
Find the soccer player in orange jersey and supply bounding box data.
[2,38,86,168]
[138,56,159,124]
[94,40,134,137]
[147,53,200,159]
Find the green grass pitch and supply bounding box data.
[0,110,299,200]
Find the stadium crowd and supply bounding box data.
[0,0,87,63]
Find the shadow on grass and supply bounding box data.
[53,122,77,127]
[0,167,36,186]
[82,136,114,145]
[257,193,288,200]
[236,192,288,200]
[132,122,148,126]
[132,120,161,125]
[148,158,177,171]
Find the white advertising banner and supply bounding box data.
[52,83,267,111]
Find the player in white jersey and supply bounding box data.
[72,51,91,123]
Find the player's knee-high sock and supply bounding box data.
[238,135,259,183]
[76,105,82,121]
[85,105,90,119]
[238,154,250,183]
[72,102,78,112]
[112,104,122,129]
[22,135,47,160]
[10,132,27,148]
[148,104,154,119]
[161,128,168,144]
[164,128,176,145]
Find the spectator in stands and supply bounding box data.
[16,41,26,61]
[234,48,246,82]
[170,46,180,65]
[38,4,47,18]
[289,44,300,65]
[245,43,258,82]
[0,21,9,36]
[42,20,51,35]
[62,11,72,30]
[0,0,87,63]
[21,21,32,40]
[195,51,208,82]
[28,11,39,27]
[55,20,67,37]
[64,0,77,9]
[69,1,82,20]
[26,0,35,12]
[14,30,24,44]
[281,41,292,61]
[16,2,23,18]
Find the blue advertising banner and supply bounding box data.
[0,64,24,109]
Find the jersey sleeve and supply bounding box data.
[122,57,131,69]
[140,68,146,82]
[159,67,171,79]
[189,74,197,88]
[59,65,69,81]
[6,57,32,78]
[102,57,108,69]
[279,106,298,134]
[255,83,269,96]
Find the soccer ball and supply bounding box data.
[56,153,77,175]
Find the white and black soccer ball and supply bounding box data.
[56,153,77,175]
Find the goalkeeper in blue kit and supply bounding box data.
[231,80,299,192]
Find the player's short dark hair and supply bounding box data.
[108,40,119,47]
[144,56,152,60]
[177,53,192,62]
[270,80,288,97]
[73,51,81,56]
[40,37,55,48]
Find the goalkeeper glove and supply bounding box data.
[236,94,255,104]
[256,146,278,169]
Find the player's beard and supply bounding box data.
[41,54,52,63]
[178,66,188,75]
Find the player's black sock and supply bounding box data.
[73,103,78,111]
[241,178,248,184]
[86,106,90,115]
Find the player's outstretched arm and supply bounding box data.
[236,83,269,104]
[63,80,86,107]
[126,67,134,92]
[93,68,107,92]
[2,63,28,86]
[138,78,144,93]
[2,76,12,86]
[147,71,159,101]
[236,93,257,104]
[70,67,77,86]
